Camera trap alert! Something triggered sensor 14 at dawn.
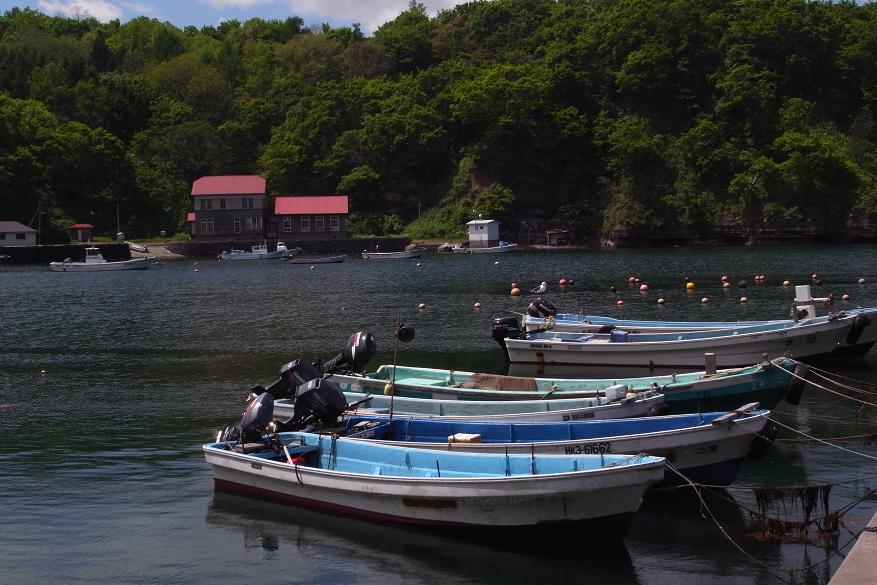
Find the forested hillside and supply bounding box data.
[2,0,877,244]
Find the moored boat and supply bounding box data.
[339,402,773,487]
[220,242,290,260]
[206,392,665,532]
[285,254,345,264]
[452,242,519,254]
[319,357,805,413]
[49,246,153,271]
[361,248,423,259]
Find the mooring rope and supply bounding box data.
[664,462,873,582]
[773,362,877,408]
[805,364,877,395]
[768,416,877,461]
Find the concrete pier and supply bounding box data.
[829,510,877,584]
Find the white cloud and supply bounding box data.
[290,1,463,34]
[121,2,160,17]
[37,0,124,21]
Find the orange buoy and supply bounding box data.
[510,287,521,296]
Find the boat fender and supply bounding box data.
[845,314,871,345]
[747,420,779,461]
[784,363,809,405]
[646,402,672,417]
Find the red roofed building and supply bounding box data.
[68,223,93,242]
[272,195,349,241]
[190,175,267,239]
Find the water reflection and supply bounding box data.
[207,491,640,585]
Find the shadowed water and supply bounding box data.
[1,246,876,584]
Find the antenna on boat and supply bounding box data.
[389,316,416,423]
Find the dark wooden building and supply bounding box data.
[190,175,267,239]
[272,195,349,241]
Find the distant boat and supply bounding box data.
[220,242,290,260]
[125,241,150,253]
[451,242,519,254]
[361,248,423,259]
[49,246,153,272]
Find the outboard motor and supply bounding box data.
[491,317,523,359]
[526,298,558,318]
[322,331,377,374]
[271,377,349,432]
[217,392,275,443]
[254,358,323,400]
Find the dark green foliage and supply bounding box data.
[2,1,877,242]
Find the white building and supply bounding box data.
[466,219,501,248]
[0,221,37,246]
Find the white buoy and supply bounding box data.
[740,296,748,303]
[783,280,791,286]
[418,303,426,310]
[416,262,422,267]
[474,302,481,309]
[858,278,866,284]
[842,294,850,301]
[701,297,709,304]
[616,300,624,306]
[639,284,649,292]
[494,261,500,266]
[657,298,665,305]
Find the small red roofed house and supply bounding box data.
[190,175,266,239]
[68,223,93,243]
[273,195,349,241]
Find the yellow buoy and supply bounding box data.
[384,383,394,396]
[686,282,696,290]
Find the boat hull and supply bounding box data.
[276,391,664,422]
[324,359,796,412]
[361,249,423,259]
[453,244,519,254]
[345,410,769,488]
[204,440,662,529]
[286,255,345,264]
[49,256,153,271]
[505,311,877,370]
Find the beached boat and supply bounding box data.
[125,241,150,253]
[361,248,424,259]
[220,242,290,260]
[205,394,665,532]
[451,242,519,254]
[497,310,877,370]
[274,388,666,423]
[339,403,772,487]
[316,357,804,413]
[49,246,153,271]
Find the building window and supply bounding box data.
[199,198,213,210]
[220,198,226,209]
[16,233,26,240]
[315,215,325,232]
[242,197,255,209]
[233,217,241,233]
[282,217,292,232]
[0,234,5,240]
[199,218,214,234]
[246,216,262,231]
[300,216,310,232]
[329,215,340,232]
[199,199,206,210]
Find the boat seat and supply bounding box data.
[459,373,537,391]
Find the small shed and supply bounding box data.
[69,223,94,242]
[466,219,500,248]
[546,229,571,246]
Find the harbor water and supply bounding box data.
[2,246,876,585]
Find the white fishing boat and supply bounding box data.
[451,242,519,254]
[220,242,290,260]
[125,241,150,253]
[361,248,423,259]
[498,308,877,369]
[49,246,153,271]
[205,393,665,532]
[340,403,773,487]
[275,389,666,422]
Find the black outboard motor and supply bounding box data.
[322,331,377,374]
[526,297,558,318]
[218,392,275,443]
[291,378,349,427]
[255,358,323,399]
[491,317,523,359]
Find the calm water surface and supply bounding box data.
[2,247,876,585]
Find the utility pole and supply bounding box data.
[37,201,42,245]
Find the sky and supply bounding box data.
[0,0,468,34]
